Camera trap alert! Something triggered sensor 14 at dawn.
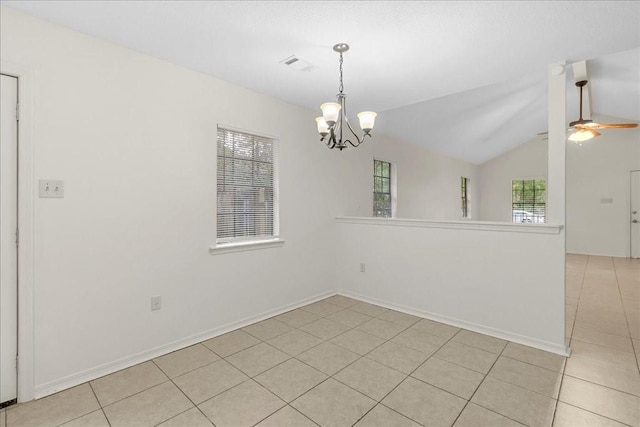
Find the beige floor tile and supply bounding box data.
[382,377,466,427]
[452,330,507,354]
[0,409,4,427]
[634,338,640,361]
[157,407,213,427]
[296,342,360,375]
[154,344,219,378]
[334,357,406,401]
[391,327,448,355]
[275,308,321,328]
[367,341,430,374]
[552,402,627,427]
[267,329,322,356]
[226,342,290,377]
[376,309,421,327]
[198,380,285,427]
[412,357,485,400]
[324,295,360,308]
[103,381,192,427]
[488,356,563,398]
[90,361,167,406]
[575,318,630,338]
[434,342,499,374]
[356,318,407,340]
[410,318,460,339]
[301,300,343,316]
[330,329,386,355]
[502,342,566,372]
[571,326,635,353]
[255,405,317,427]
[565,356,640,396]
[291,378,376,427]
[559,375,640,426]
[453,403,524,427]
[173,359,248,404]
[202,330,260,358]
[299,318,351,340]
[354,404,421,426]
[254,358,327,402]
[350,302,389,317]
[570,339,638,371]
[59,409,109,427]
[628,319,640,339]
[471,377,555,426]
[7,384,97,427]
[326,308,373,327]
[242,318,293,341]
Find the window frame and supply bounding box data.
[511,177,546,224]
[213,126,282,252]
[373,159,393,218]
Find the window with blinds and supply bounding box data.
[373,159,392,217]
[217,127,279,244]
[512,179,546,224]
[461,177,469,218]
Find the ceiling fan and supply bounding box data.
[567,80,637,142]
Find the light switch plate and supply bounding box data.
[39,180,64,198]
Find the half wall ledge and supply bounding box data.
[336,217,563,235]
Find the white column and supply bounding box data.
[547,63,566,226]
[548,61,569,352]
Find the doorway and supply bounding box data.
[0,74,18,406]
[632,171,640,258]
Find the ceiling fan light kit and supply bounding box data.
[315,43,377,150]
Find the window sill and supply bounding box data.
[209,239,285,255]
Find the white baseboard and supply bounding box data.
[338,291,571,357]
[34,290,337,399]
[567,251,629,258]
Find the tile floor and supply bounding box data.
[1,254,638,426]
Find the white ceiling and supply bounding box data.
[2,1,639,164]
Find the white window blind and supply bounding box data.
[217,127,279,244]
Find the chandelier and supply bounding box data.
[315,43,377,150]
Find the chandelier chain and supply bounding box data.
[338,52,344,94]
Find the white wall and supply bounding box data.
[478,138,547,222]
[336,218,567,354]
[566,122,640,257]
[478,120,640,257]
[1,7,480,398]
[341,133,479,220]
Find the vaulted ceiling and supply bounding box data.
[2,1,639,164]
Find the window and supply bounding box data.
[461,177,470,218]
[512,179,546,223]
[373,159,392,217]
[217,127,278,244]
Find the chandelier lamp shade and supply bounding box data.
[315,43,377,150]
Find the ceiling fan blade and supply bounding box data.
[589,123,638,129]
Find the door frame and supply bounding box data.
[1,61,35,402]
[631,170,640,259]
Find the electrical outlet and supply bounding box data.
[39,180,64,198]
[360,263,366,273]
[151,296,162,311]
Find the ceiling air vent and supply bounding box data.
[280,55,314,72]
